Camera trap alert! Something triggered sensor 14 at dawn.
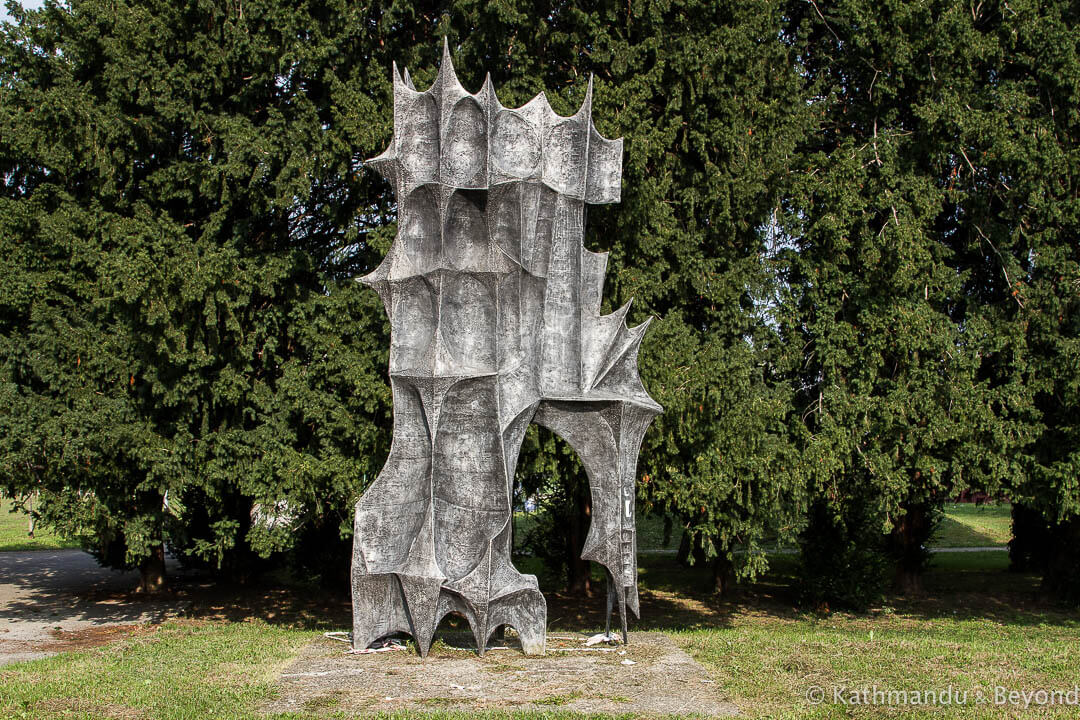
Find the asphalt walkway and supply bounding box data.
[0,550,185,666]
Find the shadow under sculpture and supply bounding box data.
[352,44,663,658]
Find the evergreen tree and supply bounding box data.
[440,0,816,591]
[785,0,1078,600]
[0,0,398,587]
[2,0,814,593]
[4,0,1074,605]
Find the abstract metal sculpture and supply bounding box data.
[352,42,662,657]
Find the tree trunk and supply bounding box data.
[1009,503,1051,573]
[893,565,923,595]
[890,503,931,595]
[712,554,736,597]
[565,481,593,596]
[138,542,166,593]
[1042,519,1080,602]
[676,530,691,566]
[662,514,673,548]
[676,530,708,567]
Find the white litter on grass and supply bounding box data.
[345,639,407,655]
[585,632,620,646]
[323,631,352,644]
[621,659,636,666]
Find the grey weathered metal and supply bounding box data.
[352,41,662,657]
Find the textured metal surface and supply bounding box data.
[352,41,662,657]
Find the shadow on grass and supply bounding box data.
[5,546,1074,644]
[178,549,1077,637]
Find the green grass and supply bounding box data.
[680,608,1080,719]
[0,497,79,552]
[678,550,1080,719]
[518,502,1011,559]
[0,620,316,720]
[932,502,1013,548]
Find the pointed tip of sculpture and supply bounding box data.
[633,314,654,334]
[578,74,595,117]
[437,36,463,93]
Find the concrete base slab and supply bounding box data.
[265,631,738,717]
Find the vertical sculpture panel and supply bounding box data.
[353,42,663,657]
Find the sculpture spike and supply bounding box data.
[576,74,595,120]
[391,61,413,95]
[480,72,497,109]
[436,35,465,97]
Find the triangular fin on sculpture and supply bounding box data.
[396,574,443,657]
[520,90,553,121]
[575,74,594,121]
[357,248,392,298]
[436,35,466,98]
[391,60,423,103]
[581,525,616,565]
[594,319,662,411]
[585,300,635,390]
[366,126,398,184]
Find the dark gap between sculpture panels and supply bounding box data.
[352,41,662,657]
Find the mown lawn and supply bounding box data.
[0,497,79,552]
[682,552,1080,719]
[519,502,1013,558]
[931,502,1012,548]
[2,549,1077,719]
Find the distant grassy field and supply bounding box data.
[2,549,1077,719]
[0,497,79,552]
[516,502,1013,557]
[931,502,1012,548]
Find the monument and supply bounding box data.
[352,41,662,657]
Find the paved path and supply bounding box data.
[0,550,185,666]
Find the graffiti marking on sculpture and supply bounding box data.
[352,42,662,657]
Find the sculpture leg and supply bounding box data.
[605,569,616,638]
[619,586,629,644]
[489,587,547,655]
[533,400,658,643]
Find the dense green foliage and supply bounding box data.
[1,0,1077,602]
[781,0,1079,602]
[0,0,396,584]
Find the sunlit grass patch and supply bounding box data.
[0,497,79,552]
[0,619,315,720]
[933,502,1012,548]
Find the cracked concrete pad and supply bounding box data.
[264,631,738,717]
